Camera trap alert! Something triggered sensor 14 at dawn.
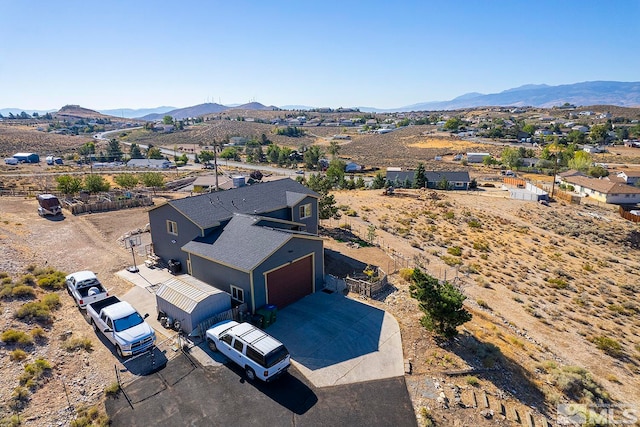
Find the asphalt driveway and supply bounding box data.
[106,353,417,427]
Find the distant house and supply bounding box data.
[572,125,589,133]
[466,152,491,163]
[386,170,471,190]
[521,157,541,168]
[583,145,605,154]
[616,170,640,186]
[558,171,640,204]
[229,137,248,145]
[147,179,323,313]
[126,159,173,169]
[13,152,40,163]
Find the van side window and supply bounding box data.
[221,334,233,345]
[233,339,244,353]
[245,346,265,366]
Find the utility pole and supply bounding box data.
[213,140,219,191]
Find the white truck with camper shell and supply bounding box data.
[87,296,156,358]
[206,320,290,382]
[65,270,109,309]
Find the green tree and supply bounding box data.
[413,163,426,188]
[305,174,340,220]
[55,175,83,196]
[266,144,281,163]
[443,117,462,131]
[303,146,322,169]
[588,166,609,178]
[566,130,586,144]
[500,147,522,168]
[162,115,174,125]
[220,147,239,161]
[106,139,123,162]
[355,176,365,189]
[130,143,143,159]
[147,147,164,160]
[84,175,110,193]
[78,141,96,161]
[371,172,386,189]
[568,151,592,172]
[522,123,536,135]
[326,159,346,188]
[328,140,341,159]
[437,176,449,190]
[409,268,472,338]
[140,172,165,194]
[199,150,215,165]
[114,173,139,189]
[589,124,608,144]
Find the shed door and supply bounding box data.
[266,255,313,309]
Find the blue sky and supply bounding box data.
[1,0,638,111]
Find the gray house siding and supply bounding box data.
[188,254,251,305]
[149,204,205,267]
[291,195,319,234]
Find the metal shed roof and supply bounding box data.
[156,276,227,314]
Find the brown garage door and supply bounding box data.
[266,255,313,309]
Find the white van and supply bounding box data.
[206,320,290,382]
[4,157,18,165]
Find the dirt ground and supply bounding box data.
[1,186,640,426]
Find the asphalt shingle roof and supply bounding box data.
[167,178,318,230]
[182,214,313,272]
[386,170,470,183]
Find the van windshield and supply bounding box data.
[265,345,289,368]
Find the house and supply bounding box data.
[13,152,40,163]
[466,152,491,163]
[572,125,589,133]
[521,157,541,168]
[616,170,640,186]
[558,171,640,204]
[126,159,173,169]
[147,179,324,313]
[229,137,248,145]
[385,170,471,190]
[583,145,605,154]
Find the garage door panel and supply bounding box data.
[267,256,312,309]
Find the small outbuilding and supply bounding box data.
[155,276,232,335]
[13,152,40,163]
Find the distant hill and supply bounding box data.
[400,81,640,111]
[54,105,117,120]
[99,106,176,119]
[0,108,57,116]
[142,102,278,121]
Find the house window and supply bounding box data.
[230,285,244,303]
[299,203,312,219]
[454,182,464,188]
[167,220,178,236]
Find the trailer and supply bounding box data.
[37,194,62,216]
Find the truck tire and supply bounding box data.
[91,319,98,332]
[116,346,124,359]
[245,367,256,381]
[207,338,217,352]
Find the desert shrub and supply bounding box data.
[15,300,55,323]
[20,358,52,389]
[339,223,351,230]
[37,270,66,290]
[440,255,463,266]
[465,375,480,387]
[591,336,624,358]
[546,277,569,289]
[582,263,594,272]
[447,246,462,256]
[551,365,609,403]
[2,329,33,345]
[42,293,60,309]
[104,382,121,398]
[63,337,93,352]
[70,405,110,427]
[343,209,357,217]
[11,285,36,298]
[30,327,46,339]
[10,349,28,361]
[17,274,36,287]
[467,219,482,228]
[476,299,490,310]
[10,386,30,407]
[473,240,490,252]
[443,211,455,220]
[398,268,414,281]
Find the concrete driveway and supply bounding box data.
[116,265,405,388]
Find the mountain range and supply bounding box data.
[2,81,638,119]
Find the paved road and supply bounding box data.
[106,353,416,427]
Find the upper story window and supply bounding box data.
[167,220,178,235]
[299,203,312,219]
[231,285,244,303]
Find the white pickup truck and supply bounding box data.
[87,296,156,358]
[66,271,109,309]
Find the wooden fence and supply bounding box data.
[345,271,388,299]
[619,206,640,223]
[67,196,154,215]
[502,177,527,187]
[551,189,581,204]
[195,303,248,339]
